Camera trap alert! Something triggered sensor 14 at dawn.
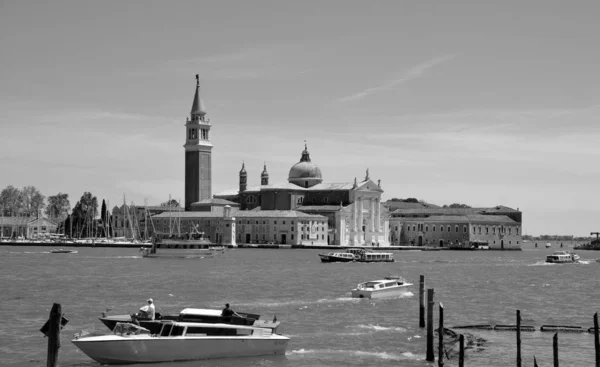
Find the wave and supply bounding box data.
[288,348,420,361]
[353,324,407,332]
[230,297,363,309]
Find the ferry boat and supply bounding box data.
[351,276,412,299]
[72,320,289,364]
[141,228,224,258]
[99,307,278,335]
[318,248,395,263]
[545,251,581,264]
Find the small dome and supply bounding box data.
[288,144,323,188]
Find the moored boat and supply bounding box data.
[545,251,580,264]
[99,307,278,335]
[318,248,395,263]
[72,320,289,364]
[351,276,412,299]
[318,251,356,262]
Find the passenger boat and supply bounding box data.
[72,320,289,364]
[545,251,581,264]
[351,276,412,299]
[50,248,78,254]
[318,248,395,263]
[141,229,225,258]
[99,307,279,335]
[318,251,356,262]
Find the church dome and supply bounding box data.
[288,144,323,188]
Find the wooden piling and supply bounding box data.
[595,312,599,367]
[553,333,559,367]
[458,334,464,367]
[516,310,521,367]
[534,355,539,367]
[47,303,61,367]
[426,288,435,362]
[438,302,444,367]
[419,275,425,328]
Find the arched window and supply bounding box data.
[323,197,328,204]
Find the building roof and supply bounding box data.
[0,217,35,226]
[384,201,441,209]
[288,144,323,183]
[150,209,326,220]
[296,205,343,212]
[391,206,520,216]
[191,198,239,206]
[190,75,206,116]
[401,214,517,224]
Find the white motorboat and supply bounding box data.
[72,320,289,364]
[545,251,581,264]
[351,276,412,299]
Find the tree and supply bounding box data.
[160,199,180,208]
[0,185,23,216]
[72,192,98,238]
[20,186,46,217]
[404,198,419,203]
[443,203,472,208]
[45,193,71,222]
[100,199,108,237]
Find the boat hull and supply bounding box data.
[318,254,355,263]
[142,248,224,258]
[72,335,289,364]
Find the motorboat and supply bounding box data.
[318,248,395,263]
[99,307,278,335]
[318,251,356,262]
[72,320,289,364]
[545,251,581,264]
[545,243,552,248]
[140,246,225,258]
[50,248,78,254]
[351,276,412,299]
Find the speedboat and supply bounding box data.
[545,251,581,264]
[545,243,552,248]
[72,320,289,364]
[351,276,412,299]
[99,308,278,335]
[50,248,78,254]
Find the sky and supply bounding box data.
[1,0,599,237]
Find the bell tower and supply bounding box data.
[184,74,212,211]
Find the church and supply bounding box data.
[150,75,390,247]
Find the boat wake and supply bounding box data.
[353,324,407,333]
[229,297,363,309]
[529,260,592,266]
[288,348,420,361]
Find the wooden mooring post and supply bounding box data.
[419,275,425,328]
[47,303,61,367]
[459,334,464,367]
[426,288,435,362]
[534,355,539,367]
[516,310,522,367]
[438,302,444,367]
[594,312,599,367]
[553,333,559,367]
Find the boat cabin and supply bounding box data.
[360,252,394,262]
[326,252,355,260]
[153,321,274,338]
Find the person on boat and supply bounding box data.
[137,298,155,320]
[221,303,239,323]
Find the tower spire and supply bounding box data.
[191,74,206,116]
[261,162,269,185]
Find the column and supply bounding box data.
[357,197,363,244]
[375,197,381,232]
[370,198,375,232]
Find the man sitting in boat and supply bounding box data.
[137,298,155,320]
[221,303,240,323]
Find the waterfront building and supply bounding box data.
[0,216,58,238]
[388,205,522,249]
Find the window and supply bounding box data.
[440,226,444,232]
[455,225,459,233]
[425,225,428,232]
[274,221,277,224]
[321,235,324,240]
[478,226,481,234]
[486,227,489,234]
[395,226,398,231]
[433,225,436,232]
[472,227,476,234]
[413,225,416,231]
[509,228,512,235]
[463,225,467,233]
[291,227,294,231]
[516,227,519,235]
[291,234,294,240]
[283,221,286,225]
[447,226,451,232]
[323,197,328,204]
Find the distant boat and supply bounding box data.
[545,251,580,264]
[50,249,78,254]
[545,243,552,248]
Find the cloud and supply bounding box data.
[337,54,455,103]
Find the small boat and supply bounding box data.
[72,320,289,364]
[545,251,581,264]
[545,243,552,248]
[99,307,278,335]
[50,249,78,254]
[351,276,412,299]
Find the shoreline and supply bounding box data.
[0,241,522,251]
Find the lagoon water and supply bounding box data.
[0,244,598,367]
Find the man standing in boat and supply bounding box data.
[221,303,238,323]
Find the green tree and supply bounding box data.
[160,199,180,208]
[0,185,23,216]
[443,203,472,208]
[45,193,71,222]
[21,186,46,217]
[72,192,98,238]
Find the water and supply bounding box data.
[1,245,598,367]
